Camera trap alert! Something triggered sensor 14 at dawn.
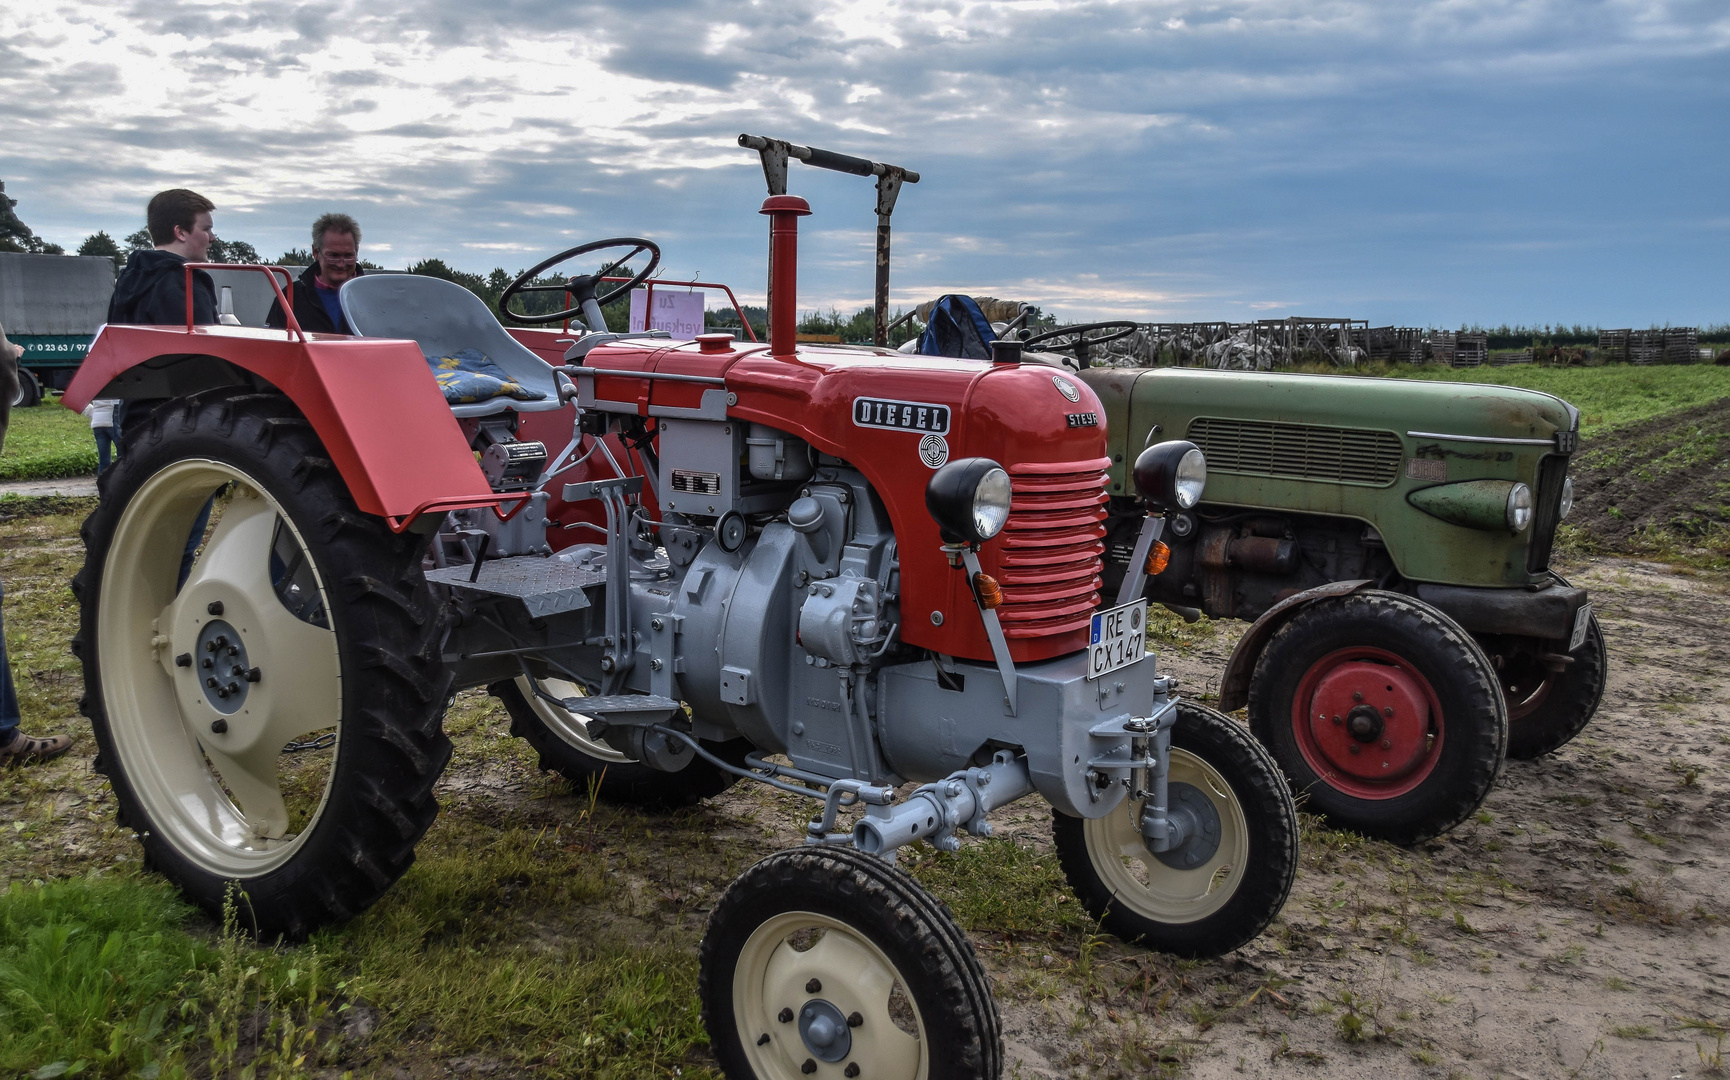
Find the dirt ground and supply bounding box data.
[2,498,1726,1076]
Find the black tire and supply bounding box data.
[487,677,746,807]
[11,369,41,409]
[1247,590,1506,845]
[1053,701,1298,957]
[1499,613,1608,760]
[700,846,1000,1080]
[72,389,452,938]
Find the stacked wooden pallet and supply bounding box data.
[1491,349,1533,366]
[1455,333,1489,367]
[1428,330,1457,366]
[1598,329,1631,362]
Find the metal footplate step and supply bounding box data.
[426,556,607,618]
[568,694,684,729]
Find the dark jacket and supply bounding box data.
[107,249,217,326]
[266,263,363,334]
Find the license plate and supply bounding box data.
[1089,599,1148,680]
[1568,602,1593,653]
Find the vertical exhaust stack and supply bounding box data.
[760,195,811,359]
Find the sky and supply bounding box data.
[2,0,1725,327]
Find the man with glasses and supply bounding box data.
[266,213,365,334]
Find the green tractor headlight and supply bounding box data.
[1408,479,1534,534]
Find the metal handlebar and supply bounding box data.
[738,134,920,186]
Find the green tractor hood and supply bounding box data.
[1081,367,1580,587]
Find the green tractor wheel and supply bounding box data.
[1247,591,1507,845]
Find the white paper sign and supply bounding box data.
[629,289,705,337]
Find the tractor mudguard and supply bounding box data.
[1215,579,1371,712]
[64,323,500,529]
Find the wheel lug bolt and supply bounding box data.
[216,688,229,699]
[202,658,213,669]
[205,641,217,653]
[806,978,822,994]
[175,653,192,667]
[1381,739,1392,750]
[778,1007,794,1024]
[847,1012,863,1028]
[225,683,239,695]
[802,1061,817,1075]
[228,646,239,656]
[1352,691,1363,702]
[207,601,224,616]
[205,677,218,688]
[845,1065,860,1078]
[210,719,228,734]
[1382,706,1394,717]
[1347,744,1360,754]
[1332,715,1342,725]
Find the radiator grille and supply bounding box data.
[1526,454,1570,573]
[994,458,1109,640]
[1188,417,1404,486]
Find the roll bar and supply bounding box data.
[739,134,920,348]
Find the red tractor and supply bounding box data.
[67,179,1298,1079]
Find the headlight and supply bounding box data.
[1558,476,1574,520]
[1133,440,1206,512]
[1505,482,1533,532]
[926,458,1013,545]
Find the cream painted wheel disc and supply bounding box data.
[512,675,632,764]
[97,459,342,878]
[735,912,928,1080]
[1081,747,1249,924]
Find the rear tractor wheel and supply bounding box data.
[701,847,1000,1080]
[74,392,452,938]
[1247,590,1506,845]
[1495,612,1608,760]
[489,676,746,808]
[1053,701,1298,957]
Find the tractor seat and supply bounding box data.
[338,274,567,418]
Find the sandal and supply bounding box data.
[0,729,73,767]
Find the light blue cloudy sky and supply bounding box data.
[3,1,1724,326]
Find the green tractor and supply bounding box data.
[1079,366,1601,844]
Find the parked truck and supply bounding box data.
[0,252,117,406]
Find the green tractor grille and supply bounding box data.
[1187,417,1404,486]
[1526,454,1570,573]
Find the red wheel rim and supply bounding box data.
[1289,646,1444,800]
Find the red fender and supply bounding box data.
[1215,580,1373,712]
[64,323,506,530]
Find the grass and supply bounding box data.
[1,398,97,481]
[0,875,206,1077]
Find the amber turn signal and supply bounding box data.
[1146,541,1171,576]
[972,572,1003,609]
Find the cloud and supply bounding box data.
[0,0,1724,325]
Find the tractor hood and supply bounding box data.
[1080,366,1581,587]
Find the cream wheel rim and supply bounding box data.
[735,911,927,1080]
[1082,747,1249,924]
[513,675,632,763]
[98,459,343,878]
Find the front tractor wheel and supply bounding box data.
[700,847,1001,1080]
[73,392,452,938]
[1053,702,1298,957]
[1247,591,1506,845]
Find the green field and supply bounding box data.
[0,398,97,481]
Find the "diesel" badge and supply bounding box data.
[852,397,951,434]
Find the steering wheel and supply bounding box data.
[1021,321,1140,370]
[498,238,662,326]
